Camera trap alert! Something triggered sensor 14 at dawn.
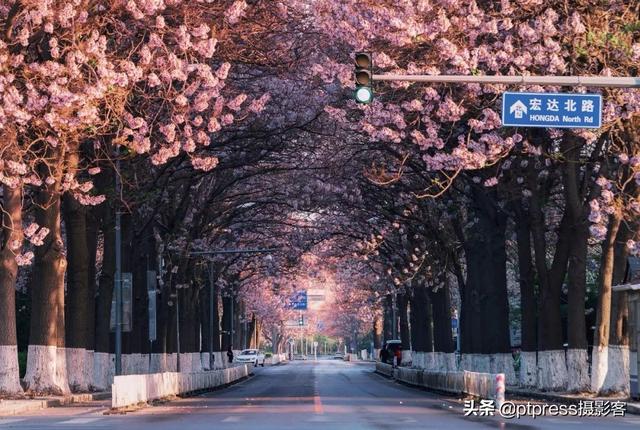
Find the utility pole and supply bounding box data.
[175,288,180,372]
[208,261,214,370]
[114,156,122,376]
[391,293,397,339]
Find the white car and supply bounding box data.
[235,349,265,367]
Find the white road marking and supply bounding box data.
[221,416,241,422]
[0,419,25,426]
[307,415,331,422]
[57,417,103,425]
[545,418,588,425]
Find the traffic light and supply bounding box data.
[298,315,304,326]
[354,52,373,104]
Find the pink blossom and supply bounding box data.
[15,252,34,266]
[227,94,247,111]
[24,223,39,238]
[589,224,608,241]
[248,93,271,114]
[225,1,248,25]
[191,156,219,172]
[29,227,50,246]
[484,177,498,187]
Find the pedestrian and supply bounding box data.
[394,348,401,368]
[227,346,234,364]
[380,347,388,364]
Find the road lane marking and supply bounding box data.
[307,415,331,422]
[222,416,241,422]
[57,417,103,425]
[313,394,324,414]
[0,419,25,426]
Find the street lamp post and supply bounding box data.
[391,293,398,339]
[208,262,215,370]
[115,157,123,376]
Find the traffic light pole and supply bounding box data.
[371,74,640,88]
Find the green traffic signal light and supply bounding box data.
[354,52,373,104]
[355,87,373,103]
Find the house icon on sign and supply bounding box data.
[510,100,528,119]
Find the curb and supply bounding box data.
[0,392,111,416]
[107,373,253,414]
[507,388,640,416]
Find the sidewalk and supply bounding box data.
[507,387,640,416]
[0,392,111,416]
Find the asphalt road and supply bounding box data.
[2,359,639,429]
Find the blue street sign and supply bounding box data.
[289,291,307,310]
[502,92,602,129]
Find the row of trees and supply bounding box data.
[308,0,640,395]
[0,0,348,395]
[2,0,640,399]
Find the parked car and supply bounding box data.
[293,354,308,360]
[332,352,344,360]
[235,349,266,367]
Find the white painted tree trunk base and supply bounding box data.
[519,351,537,388]
[401,350,412,366]
[135,354,149,374]
[566,349,590,393]
[66,348,94,392]
[0,345,23,395]
[24,345,70,395]
[490,353,516,385]
[150,353,166,373]
[410,351,422,368]
[601,345,630,396]
[56,347,70,394]
[461,354,491,373]
[190,353,203,372]
[537,350,567,391]
[591,346,608,393]
[433,352,456,372]
[442,353,456,371]
[374,348,381,361]
[178,353,192,372]
[459,354,471,371]
[92,352,114,391]
[167,353,178,372]
[424,352,436,371]
[212,352,225,369]
[201,353,211,370]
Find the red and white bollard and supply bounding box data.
[495,373,505,409]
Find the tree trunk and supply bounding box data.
[398,293,411,365]
[24,174,70,395]
[461,187,512,378]
[432,282,455,371]
[0,183,24,395]
[514,211,537,387]
[221,295,233,352]
[591,208,622,393]
[410,285,432,369]
[373,314,382,360]
[531,189,571,390]
[383,295,393,341]
[63,192,93,392]
[566,221,590,392]
[602,219,635,394]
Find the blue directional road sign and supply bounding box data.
[502,92,602,129]
[289,291,308,310]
